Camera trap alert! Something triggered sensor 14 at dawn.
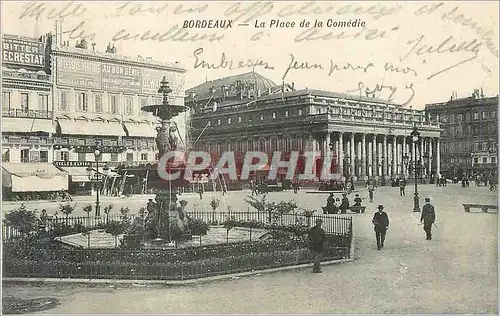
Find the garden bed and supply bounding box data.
[3,236,350,281]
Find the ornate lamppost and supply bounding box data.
[86,140,103,218]
[410,127,421,212]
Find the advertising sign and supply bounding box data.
[56,57,101,89]
[102,63,141,93]
[141,69,183,104]
[2,37,45,67]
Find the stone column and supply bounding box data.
[335,137,339,172]
[338,132,344,176]
[420,137,425,176]
[377,140,382,177]
[350,133,355,177]
[427,138,432,175]
[325,132,331,158]
[436,137,441,176]
[382,134,387,177]
[368,136,373,177]
[361,133,366,179]
[392,136,397,176]
[372,136,378,177]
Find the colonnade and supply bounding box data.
[317,132,441,180]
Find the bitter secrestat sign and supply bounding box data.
[2,37,45,67]
[56,56,175,95]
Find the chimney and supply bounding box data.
[291,82,295,90]
[480,87,484,98]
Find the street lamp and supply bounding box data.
[86,142,102,218]
[410,127,421,212]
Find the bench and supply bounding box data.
[463,204,498,213]
[349,206,366,214]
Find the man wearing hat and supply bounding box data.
[339,193,350,214]
[372,205,390,250]
[308,218,326,273]
[420,197,436,240]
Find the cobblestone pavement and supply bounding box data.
[2,184,497,314]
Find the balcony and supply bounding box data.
[2,109,52,119]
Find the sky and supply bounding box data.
[1,1,499,110]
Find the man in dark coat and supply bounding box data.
[308,218,326,273]
[326,193,335,214]
[340,193,349,214]
[420,197,436,240]
[372,205,389,250]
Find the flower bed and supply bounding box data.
[3,235,350,280]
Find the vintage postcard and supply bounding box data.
[1,1,498,315]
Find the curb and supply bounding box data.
[2,258,354,286]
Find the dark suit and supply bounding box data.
[421,204,436,239]
[308,225,326,272]
[372,211,389,249]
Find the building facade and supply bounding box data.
[2,33,187,199]
[425,90,498,178]
[187,72,442,183]
[1,34,69,199]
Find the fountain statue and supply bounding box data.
[141,77,190,243]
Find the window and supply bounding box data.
[457,114,463,122]
[140,97,148,115]
[94,93,103,113]
[125,96,133,115]
[109,95,119,114]
[298,109,303,116]
[21,149,29,163]
[208,120,211,126]
[21,93,29,111]
[60,151,69,161]
[478,142,483,151]
[491,157,496,164]
[272,112,276,119]
[474,157,478,164]
[78,153,86,161]
[108,153,118,161]
[238,116,242,123]
[260,115,264,120]
[141,153,148,161]
[227,118,231,124]
[29,150,40,163]
[40,150,48,163]
[39,94,49,112]
[59,90,68,111]
[491,111,497,119]
[126,153,134,162]
[2,149,10,162]
[285,110,289,117]
[217,119,221,125]
[2,91,11,111]
[473,112,479,120]
[465,112,470,122]
[482,157,487,163]
[77,92,88,112]
[481,111,487,119]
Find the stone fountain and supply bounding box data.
[140,77,189,243]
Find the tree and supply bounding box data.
[3,207,38,236]
[209,197,220,224]
[188,218,210,246]
[120,207,130,223]
[103,204,113,224]
[105,220,128,248]
[59,203,76,225]
[222,216,238,243]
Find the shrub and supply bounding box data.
[105,221,129,247]
[3,207,38,235]
[188,218,210,236]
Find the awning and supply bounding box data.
[59,167,91,182]
[2,117,54,134]
[2,163,68,192]
[57,120,126,136]
[123,123,156,138]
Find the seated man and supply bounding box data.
[353,194,362,207]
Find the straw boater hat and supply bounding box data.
[377,205,384,210]
[179,200,188,205]
[425,197,431,203]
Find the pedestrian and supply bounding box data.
[420,197,436,240]
[340,193,349,214]
[326,193,335,214]
[368,183,375,202]
[353,194,362,206]
[372,205,389,250]
[308,218,326,273]
[399,178,406,196]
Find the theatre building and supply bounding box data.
[187,72,442,184]
[425,90,498,178]
[1,34,68,200]
[49,37,186,195]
